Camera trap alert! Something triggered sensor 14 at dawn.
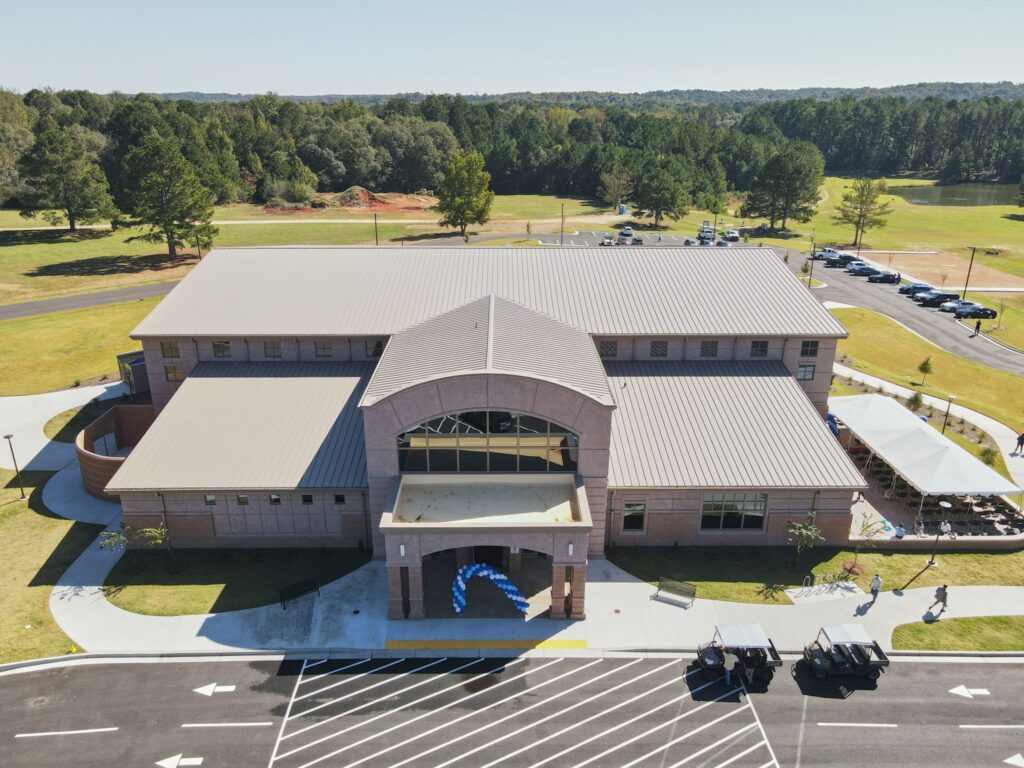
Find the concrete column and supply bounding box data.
[387,566,405,620]
[456,547,472,568]
[407,564,425,619]
[550,564,567,619]
[508,549,522,576]
[569,563,587,620]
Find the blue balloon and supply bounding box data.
[451,562,530,614]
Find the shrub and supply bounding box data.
[979,447,998,466]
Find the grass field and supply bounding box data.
[609,546,1024,605]
[0,298,153,396]
[967,292,1024,350]
[832,306,1024,432]
[892,615,1024,651]
[0,469,103,662]
[103,548,370,615]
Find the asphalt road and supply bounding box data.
[1,656,1021,768]
[0,281,177,322]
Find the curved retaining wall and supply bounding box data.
[75,405,155,500]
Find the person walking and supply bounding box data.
[973,319,982,337]
[723,648,741,687]
[1015,432,1024,455]
[870,573,882,602]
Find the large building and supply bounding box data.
[106,246,865,619]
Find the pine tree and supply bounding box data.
[832,178,894,246]
[435,150,495,236]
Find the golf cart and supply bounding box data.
[696,623,783,686]
[803,624,890,680]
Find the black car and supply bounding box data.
[867,271,900,284]
[899,282,932,296]
[917,291,960,307]
[956,305,998,319]
[849,265,882,277]
[825,255,857,268]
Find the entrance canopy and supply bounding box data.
[831,395,1019,496]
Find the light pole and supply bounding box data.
[373,213,379,246]
[4,434,25,500]
[941,394,956,435]
[962,245,999,299]
[559,203,565,246]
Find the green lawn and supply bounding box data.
[832,306,1024,433]
[103,548,370,615]
[490,195,607,220]
[892,616,1024,651]
[967,292,1024,350]
[0,298,154,396]
[609,546,1024,605]
[0,469,104,662]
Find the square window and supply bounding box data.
[800,340,819,358]
[264,340,282,358]
[333,494,346,505]
[237,494,249,506]
[301,494,314,505]
[597,340,618,359]
[164,365,184,382]
[700,340,718,358]
[204,494,217,506]
[212,341,231,358]
[315,340,332,358]
[623,502,646,531]
[269,494,281,505]
[750,340,768,358]
[797,364,816,381]
[649,339,668,358]
[365,339,384,358]
[160,341,179,359]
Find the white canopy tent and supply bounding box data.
[830,395,1019,497]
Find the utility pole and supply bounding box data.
[559,203,564,246]
[374,213,379,246]
[4,434,24,499]
[962,246,977,299]
[941,394,956,434]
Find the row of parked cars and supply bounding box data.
[811,246,998,320]
[600,226,644,246]
[600,224,743,247]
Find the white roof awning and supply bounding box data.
[831,395,1019,497]
[717,623,772,648]
[823,624,874,646]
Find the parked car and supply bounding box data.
[620,225,634,237]
[899,282,932,296]
[724,230,740,242]
[825,255,857,268]
[631,235,645,245]
[939,298,975,313]
[917,291,960,307]
[956,305,998,319]
[682,237,699,245]
[849,265,881,277]
[715,239,731,247]
[599,234,614,246]
[810,246,843,261]
[698,227,715,240]
[867,271,900,283]
[844,261,867,272]
[616,234,631,245]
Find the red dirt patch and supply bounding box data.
[261,188,436,216]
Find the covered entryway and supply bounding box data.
[422,547,554,618]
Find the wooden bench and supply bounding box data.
[654,578,697,605]
[279,579,320,609]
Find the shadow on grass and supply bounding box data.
[1001,213,1024,223]
[27,252,197,277]
[0,228,111,248]
[102,547,371,613]
[394,230,458,243]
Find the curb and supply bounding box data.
[954,317,1024,356]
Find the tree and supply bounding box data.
[99,525,137,565]
[120,133,217,257]
[17,118,115,231]
[741,142,824,230]
[917,356,933,386]
[630,157,691,227]
[851,517,888,571]
[598,166,632,210]
[1018,179,1024,208]
[787,512,825,556]
[434,149,495,236]
[0,90,33,202]
[832,178,894,246]
[137,522,173,561]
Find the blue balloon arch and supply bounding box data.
[452,563,530,614]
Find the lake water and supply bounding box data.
[886,183,1019,206]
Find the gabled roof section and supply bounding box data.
[360,294,614,407]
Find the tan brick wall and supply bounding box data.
[76,405,156,500]
[783,337,837,414]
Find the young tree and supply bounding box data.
[787,512,825,556]
[832,178,894,246]
[741,142,824,230]
[851,517,888,571]
[120,133,218,257]
[598,166,632,211]
[17,118,116,231]
[917,356,933,386]
[99,525,137,565]
[434,149,495,237]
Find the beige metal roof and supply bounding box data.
[131,247,847,339]
[605,361,866,489]
[107,362,372,491]
[361,294,613,407]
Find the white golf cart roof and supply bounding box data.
[716,623,772,648]
[822,624,874,646]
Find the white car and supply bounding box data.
[620,226,634,237]
[698,228,715,241]
[600,234,614,246]
[939,299,975,313]
[724,230,740,242]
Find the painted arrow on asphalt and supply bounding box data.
[1004,754,1024,768]
[155,755,203,768]
[193,683,236,696]
[949,685,991,699]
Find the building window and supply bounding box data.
[204,494,217,506]
[701,492,766,530]
[750,340,768,358]
[623,502,646,532]
[334,494,346,505]
[365,339,384,358]
[800,340,819,358]
[397,410,579,474]
[301,494,314,505]
[700,340,719,358]
[797,364,816,381]
[160,341,179,359]
[264,340,282,358]
[597,340,618,359]
[164,365,184,382]
[237,494,249,506]
[269,494,281,505]
[212,341,231,358]
[315,340,332,358]
[649,340,668,358]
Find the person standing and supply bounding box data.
[1016,432,1024,454]
[723,648,741,686]
[973,319,982,337]
[870,573,882,602]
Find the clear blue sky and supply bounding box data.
[3,0,1022,94]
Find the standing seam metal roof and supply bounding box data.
[605,360,866,489]
[130,247,848,339]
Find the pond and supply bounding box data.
[886,183,1019,206]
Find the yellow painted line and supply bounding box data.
[385,639,587,650]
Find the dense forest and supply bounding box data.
[1,88,1022,225]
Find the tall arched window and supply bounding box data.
[397,411,579,473]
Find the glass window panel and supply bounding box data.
[750,340,768,358]
[399,449,428,472]
[517,441,549,472]
[429,449,458,472]
[721,510,743,529]
[700,512,721,529]
[459,448,489,472]
[518,415,548,436]
[549,434,578,472]
[161,341,179,358]
[742,509,765,529]
[801,340,819,357]
[623,510,645,531]
[457,413,486,435]
[488,411,516,434]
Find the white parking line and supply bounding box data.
[757,761,776,768]
[609,705,753,768]
[293,658,407,701]
[570,240,577,246]
[712,739,768,768]
[302,659,329,671]
[298,658,371,686]
[664,725,760,768]
[742,680,782,768]
[267,659,307,768]
[817,722,898,728]
[273,657,539,763]
[291,657,445,709]
[958,724,1024,729]
[15,726,119,738]
[182,722,274,728]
